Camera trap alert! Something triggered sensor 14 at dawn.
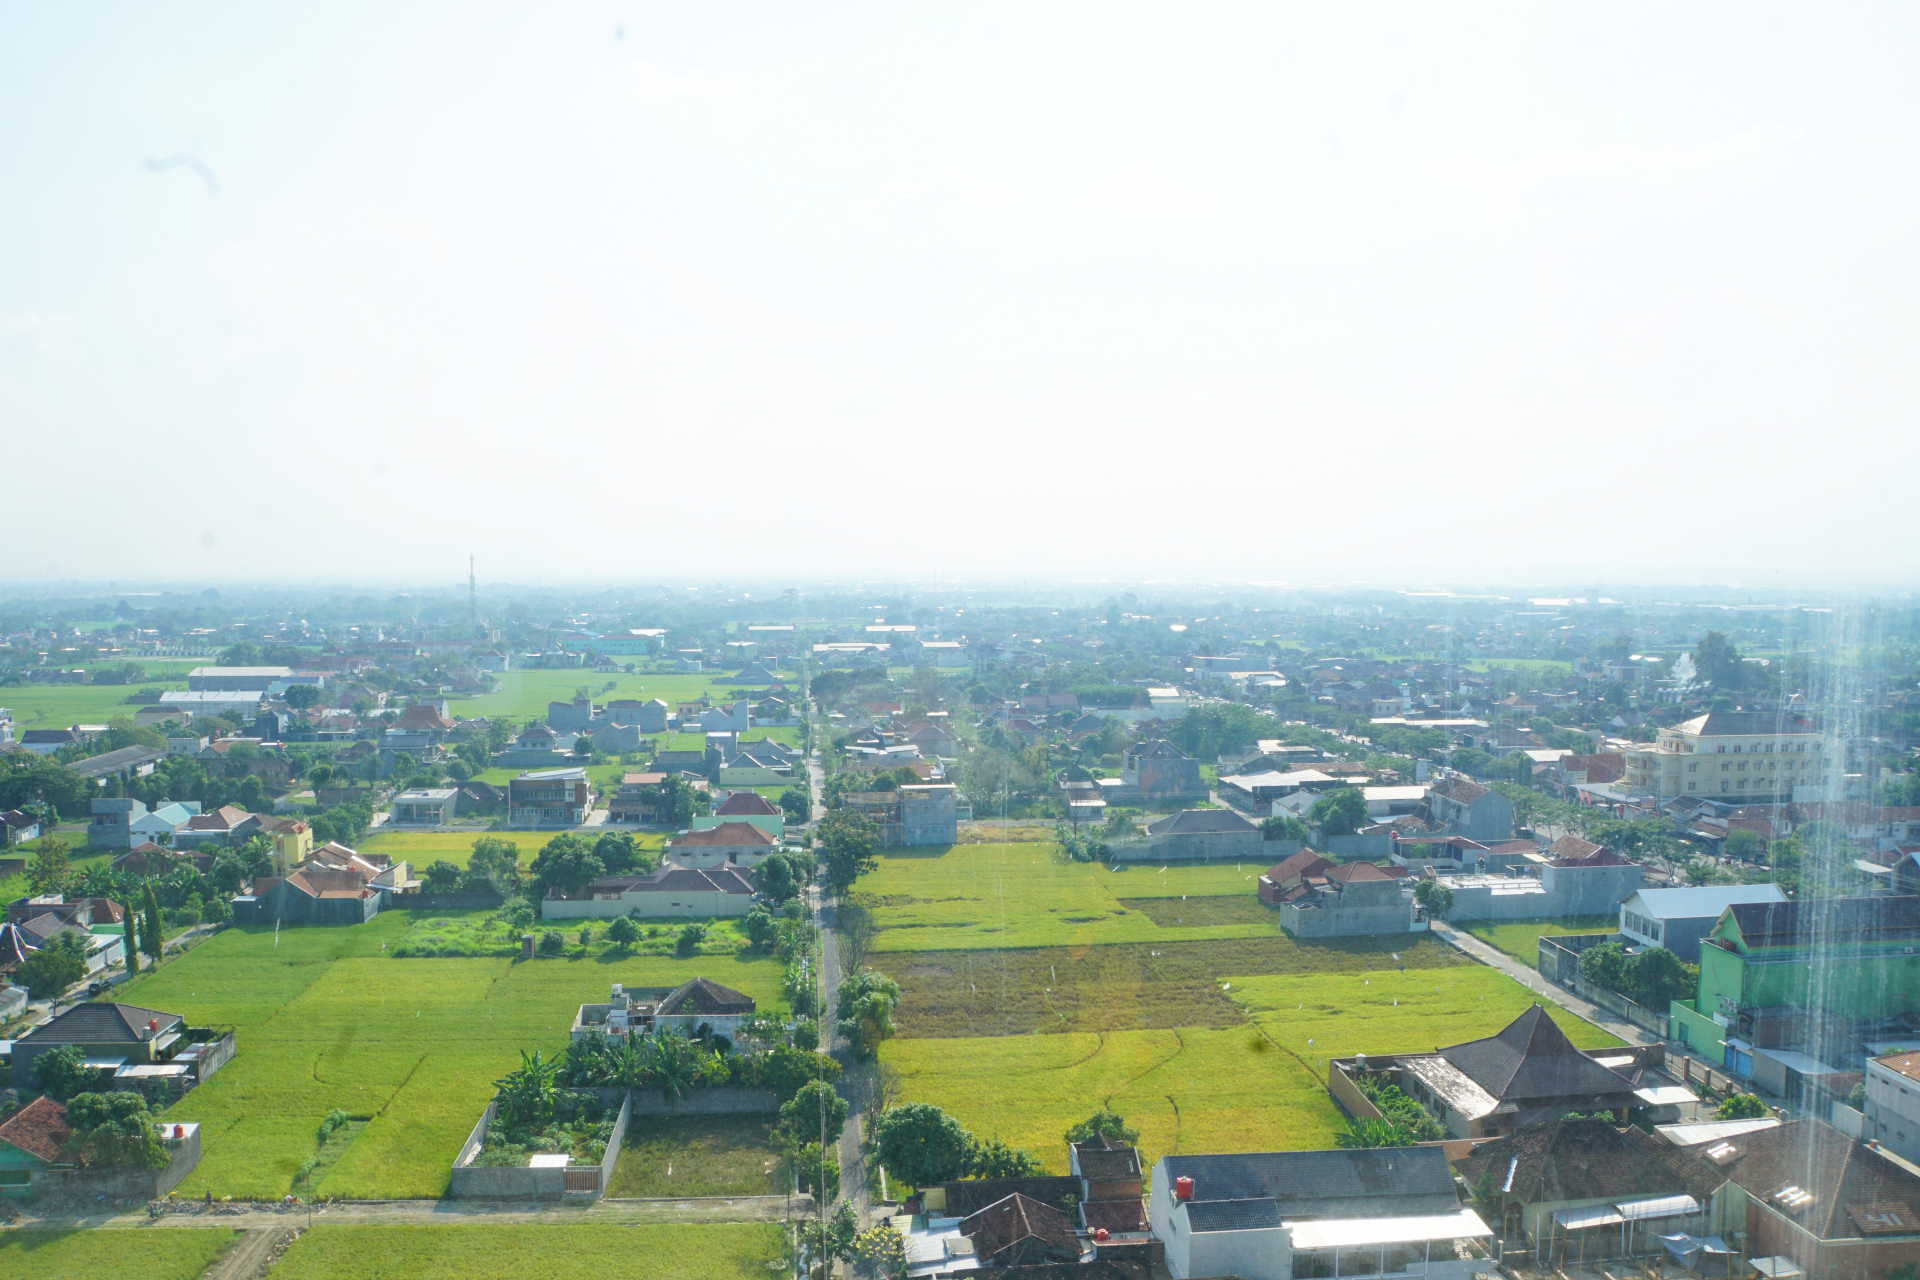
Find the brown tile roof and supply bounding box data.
[0,1095,71,1164]
[1548,834,1604,861]
[658,976,756,1016]
[1457,1116,1719,1207]
[1081,1199,1148,1234]
[1717,1120,1920,1241]
[285,869,373,899]
[959,1192,1082,1263]
[1264,850,1333,883]
[1432,777,1490,804]
[669,822,776,848]
[714,792,781,817]
[1327,861,1393,883]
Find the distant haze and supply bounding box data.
[2,4,1916,584]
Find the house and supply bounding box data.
[548,699,596,730]
[1616,884,1789,962]
[111,842,183,877]
[87,797,148,849]
[1071,1135,1148,1237]
[17,727,85,756]
[690,790,785,840]
[541,863,757,920]
[651,750,708,777]
[233,845,404,925]
[665,821,779,870]
[1278,861,1416,938]
[12,909,123,975]
[1149,1145,1493,1280]
[1453,1117,1719,1266]
[716,741,795,786]
[1258,848,1335,906]
[389,788,460,825]
[158,690,265,718]
[1862,1051,1920,1166]
[1139,808,1264,859]
[10,1001,186,1089]
[1708,1119,1920,1280]
[256,815,313,867]
[959,1193,1084,1267]
[1330,1006,1648,1140]
[507,768,591,827]
[1427,777,1515,843]
[1116,740,1209,803]
[68,744,165,783]
[604,698,670,732]
[0,1096,73,1196]
[696,702,752,733]
[0,809,40,847]
[571,977,759,1047]
[607,773,667,824]
[176,804,262,846]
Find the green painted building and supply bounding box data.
[1671,896,1920,1071]
[0,1096,71,1199]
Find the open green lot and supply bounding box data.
[446,670,787,723]
[608,1114,783,1197]
[880,968,1619,1173]
[116,910,787,1198]
[0,1228,235,1280]
[271,1224,783,1280]
[355,830,666,870]
[852,842,1291,951]
[0,681,181,730]
[1460,917,1618,969]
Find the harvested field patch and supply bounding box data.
[873,935,1472,1038]
[1117,896,1277,928]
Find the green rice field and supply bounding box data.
[115,910,787,1198]
[0,681,182,731]
[0,1229,235,1280]
[607,1115,783,1197]
[444,670,787,723]
[270,1224,783,1280]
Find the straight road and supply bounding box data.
[1428,921,1661,1047]
[811,881,871,1225]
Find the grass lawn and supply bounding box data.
[0,849,111,904]
[0,1229,235,1280]
[1460,917,1618,969]
[880,966,1620,1174]
[271,1224,783,1280]
[607,1115,782,1197]
[394,910,753,958]
[115,911,788,1199]
[853,842,1297,951]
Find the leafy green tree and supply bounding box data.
[779,1079,850,1149]
[122,902,140,974]
[31,1043,93,1100]
[1694,631,1745,691]
[19,936,86,1001]
[63,1091,167,1169]
[606,916,640,951]
[761,1045,841,1104]
[799,1202,859,1267]
[873,1103,973,1188]
[1309,786,1369,837]
[967,1135,1043,1178]
[1064,1108,1140,1146]
[817,809,877,896]
[1725,828,1761,861]
[1579,941,1629,993]
[778,788,810,823]
[591,830,644,875]
[1260,814,1309,843]
[753,852,804,904]
[1629,947,1699,1006]
[464,837,521,894]
[1717,1093,1770,1120]
[743,906,779,950]
[675,922,709,957]
[527,833,603,900]
[1412,878,1455,918]
[142,881,164,963]
[538,930,564,955]
[422,860,463,893]
[27,837,71,898]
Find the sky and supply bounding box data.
[2,4,1917,588]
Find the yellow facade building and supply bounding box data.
[1620,711,1826,801]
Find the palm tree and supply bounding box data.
[1334,1118,1413,1149]
[494,1049,562,1127]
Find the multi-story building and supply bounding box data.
[1863,1051,1920,1166]
[1620,711,1826,801]
[507,768,591,827]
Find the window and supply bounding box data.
[1733,745,1742,753]
[1382,1244,1427,1275]
[1722,764,1731,772]
[1294,1250,1337,1279]
[1689,763,1698,773]
[1339,1248,1383,1277]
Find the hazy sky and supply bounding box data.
[3,5,1916,588]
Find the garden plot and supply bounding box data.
[116,912,786,1198]
[1460,916,1618,969]
[608,1114,783,1197]
[271,1224,783,1280]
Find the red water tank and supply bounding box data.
[173,1125,185,1139]
[1094,1228,1110,1242]
[147,1019,158,1034]
[1174,1176,1194,1201]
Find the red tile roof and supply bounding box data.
[0,1095,71,1163]
[669,822,777,848]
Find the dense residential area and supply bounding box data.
[0,582,1916,1280]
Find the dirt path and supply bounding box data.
[203,1225,298,1280]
